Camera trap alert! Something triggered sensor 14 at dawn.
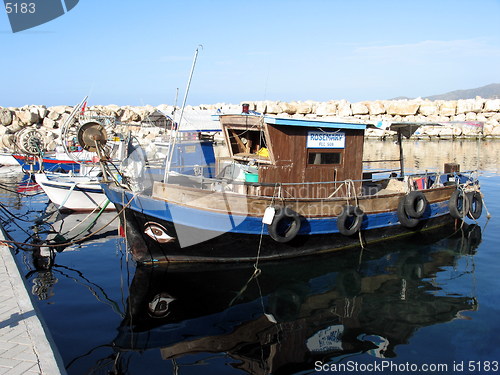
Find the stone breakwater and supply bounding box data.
[1,98,500,150]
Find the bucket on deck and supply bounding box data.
[245,172,258,182]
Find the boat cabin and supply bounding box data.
[219,114,366,198]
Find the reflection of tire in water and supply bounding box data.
[459,224,482,255]
[336,270,362,297]
[400,257,423,281]
[268,284,308,321]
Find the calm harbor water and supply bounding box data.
[1,140,500,375]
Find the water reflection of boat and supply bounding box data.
[111,221,480,373]
[27,208,121,301]
[28,207,120,270]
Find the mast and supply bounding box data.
[397,129,405,178]
[164,46,202,182]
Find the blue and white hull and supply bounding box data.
[102,181,465,264]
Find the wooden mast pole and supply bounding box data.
[397,129,405,178]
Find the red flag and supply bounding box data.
[81,101,87,115]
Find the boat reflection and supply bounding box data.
[113,220,481,374]
[26,207,121,300]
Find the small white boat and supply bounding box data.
[34,173,115,212]
[0,152,19,166]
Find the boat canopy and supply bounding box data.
[264,116,367,130]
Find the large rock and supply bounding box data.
[43,117,57,129]
[265,101,280,115]
[453,114,466,122]
[418,102,438,116]
[36,106,48,119]
[484,99,500,112]
[1,134,15,148]
[386,101,419,116]
[50,105,71,114]
[134,106,153,120]
[0,108,13,126]
[315,101,337,116]
[366,101,385,115]
[6,121,23,133]
[121,108,141,123]
[17,109,39,125]
[295,101,313,115]
[57,113,71,127]
[255,101,267,113]
[490,125,500,137]
[156,104,176,114]
[465,112,477,121]
[279,102,297,115]
[456,99,483,114]
[105,104,124,117]
[439,101,457,116]
[337,100,352,117]
[47,110,61,121]
[351,102,369,115]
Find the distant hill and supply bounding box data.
[424,83,500,100]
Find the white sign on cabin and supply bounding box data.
[307,131,345,149]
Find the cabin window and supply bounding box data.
[308,152,342,165]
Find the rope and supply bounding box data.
[0,193,137,250]
[61,200,112,242]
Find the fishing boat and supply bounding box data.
[98,108,485,264]
[0,151,19,166]
[13,152,92,173]
[34,172,114,212]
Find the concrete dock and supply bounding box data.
[0,227,67,375]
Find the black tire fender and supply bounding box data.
[397,196,419,228]
[466,191,483,220]
[403,191,428,218]
[337,205,364,236]
[449,189,470,219]
[268,206,301,243]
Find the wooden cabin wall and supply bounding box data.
[259,125,365,198]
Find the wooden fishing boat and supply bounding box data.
[100,111,485,264]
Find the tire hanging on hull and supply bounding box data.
[449,189,470,219]
[337,205,364,236]
[397,196,419,228]
[268,206,301,243]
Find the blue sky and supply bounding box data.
[1,0,500,107]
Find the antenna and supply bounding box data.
[164,45,203,182]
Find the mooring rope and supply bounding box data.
[0,193,137,250]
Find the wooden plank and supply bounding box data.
[151,181,455,218]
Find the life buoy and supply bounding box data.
[397,196,419,228]
[466,191,483,220]
[337,205,364,236]
[267,206,301,243]
[403,191,428,218]
[448,189,470,219]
